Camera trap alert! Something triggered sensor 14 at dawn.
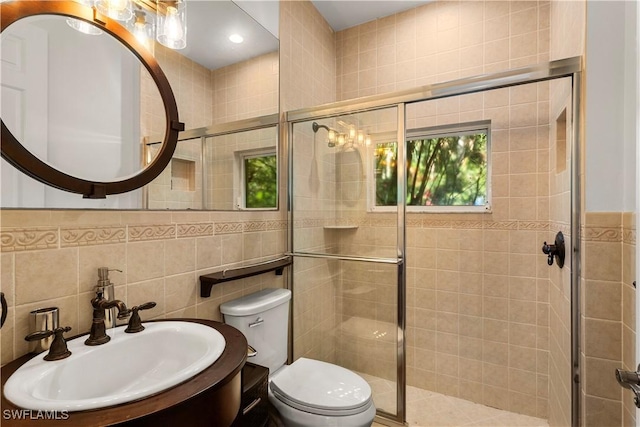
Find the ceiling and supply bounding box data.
[181,1,278,70]
[182,0,431,71]
[311,0,431,32]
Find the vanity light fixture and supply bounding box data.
[229,33,243,44]
[312,121,372,149]
[65,0,186,52]
[156,0,187,50]
[95,0,133,22]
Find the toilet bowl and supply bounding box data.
[220,288,376,427]
[269,357,376,427]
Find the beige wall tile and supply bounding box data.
[15,249,78,305]
[127,241,165,283]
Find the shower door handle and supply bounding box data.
[542,231,565,268]
[616,365,640,408]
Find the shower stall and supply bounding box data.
[287,57,581,426]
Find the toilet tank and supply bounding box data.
[220,288,291,374]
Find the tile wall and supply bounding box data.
[279,0,339,363]
[144,44,279,210]
[211,51,279,124]
[0,210,287,365]
[580,212,636,427]
[205,126,279,211]
[335,1,550,100]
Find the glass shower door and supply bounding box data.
[289,105,405,421]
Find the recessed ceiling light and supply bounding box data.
[229,34,243,44]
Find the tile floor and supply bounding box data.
[362,373,548,427]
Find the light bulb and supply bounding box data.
[365,136,372,146]
[349,126,356,140]
[357,130,364,144]
[131,10,154,53]
[133,23,152,51]
[96,0,132,21]
[110,0,128,11]
[328,129,336,142]
[338,134,346,146]
[164,6,184,41]
[229,34,244,44]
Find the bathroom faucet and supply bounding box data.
[25,326,73,361]
[85,291,130,346]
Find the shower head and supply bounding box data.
[312,122,336,147]
[312,122,330,133]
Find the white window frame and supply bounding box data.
[367,120,492,213]
[233,147,277,210]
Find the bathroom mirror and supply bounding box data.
[145,115,278,210]
[1,1,181,205]
[1,0,279,210]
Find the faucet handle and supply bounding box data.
[125,302,156,333]
[26,326,72,361]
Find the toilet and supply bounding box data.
[220,288,376,427]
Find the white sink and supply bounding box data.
[4,321,226,412]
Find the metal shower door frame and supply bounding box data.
[285,56,583,426]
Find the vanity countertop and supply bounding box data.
[1,319,247,427]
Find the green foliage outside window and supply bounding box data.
[244,154,277,208]
[374,130,488,207]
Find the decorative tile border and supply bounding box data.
[244,221,268,232]
[128,224,176,242]
[483,221,518,230]
[581,226,623,243]
[214,222,244,235]
[267,220,288,230]
[0,228,58,252]
[61,226,126,247]
[622,228,636,245]
[177,223,214,238]
[518,221,551,231]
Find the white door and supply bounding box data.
[1,22,48,207]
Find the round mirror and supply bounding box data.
[1,1,183,199]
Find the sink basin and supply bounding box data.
[4,321,226,412]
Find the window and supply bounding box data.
[236,149,277,209]
[371,121,490,212]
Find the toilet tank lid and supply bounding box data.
[220,288,291,316]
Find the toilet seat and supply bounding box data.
[269,358,373,417]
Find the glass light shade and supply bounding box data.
[130,10,155,55]
[95,0,132,22]
[156,0,187,50]
[67,0,103,35]
[67,18,104,35]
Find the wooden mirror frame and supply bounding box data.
[0,1,184,199]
